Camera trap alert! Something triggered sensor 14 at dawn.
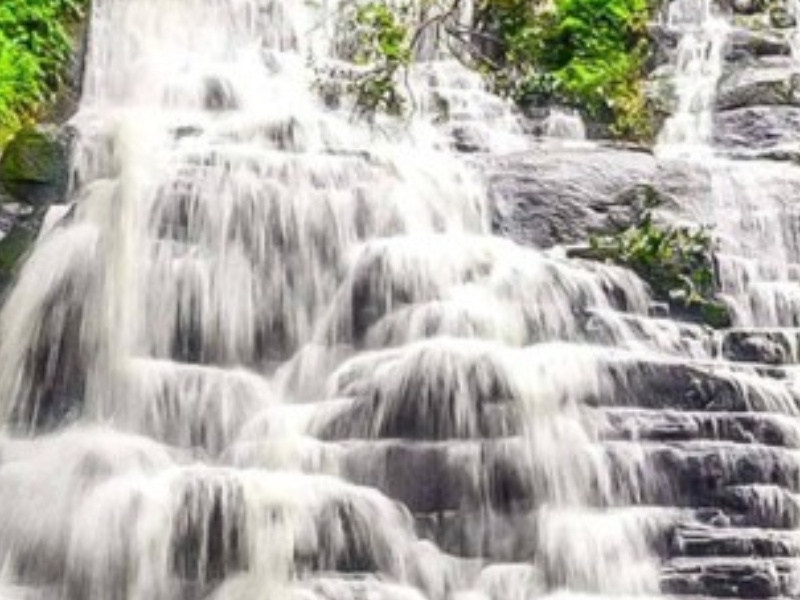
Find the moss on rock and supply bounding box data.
[0,126,71,207]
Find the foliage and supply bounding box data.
[343,2,414,121]
[334,0,652,140]
[588,214,729,327]
[476,0,652,140]
[0,0,86,144]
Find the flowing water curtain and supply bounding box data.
[0,0,712,599]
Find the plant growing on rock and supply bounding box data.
[587,214,731,327]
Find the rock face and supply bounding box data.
[0,211,44,293]
[0,124,75,294]
[486,146,659,248]
[714,105,800,150]
[485,144,712,249]
[716,64,800,111]
[0,126,72,208]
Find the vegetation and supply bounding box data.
[349,2,414,120]
[331,0,652,140]
[0,0,86,145]
[587,214,731,328]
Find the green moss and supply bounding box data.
[0,0,88,146]
[0,127,62,185]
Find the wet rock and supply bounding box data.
[647,24,681,69]
[597,360,758,412]
[0,210,42,294]
[486,146,660,248]
[661,559,787,598]
[716,66,800,111]
[341,442,481,513]
[720,329,799,364]
[731,0,764,14]
[611,442,800,508]
[713,106,800,149]
[670,525,797,559]
[769,5,796,28]
[416,510,539,561]
[171,477,248,586]
[0,126,72,207]
[602,410,799,447]
[727,29,792,60]
[203,77,239,111]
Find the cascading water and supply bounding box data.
[656,0,800,326]
[3,0,800,599]
[657,0,729,153]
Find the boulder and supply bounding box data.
[486,145,660,248]
[713,106,800,149]
[730,0,766,14]
[485,145,706,248]
[716,65,800,110]
[769,4,796,28]
[726,29,792,61]
[0,126,73,207]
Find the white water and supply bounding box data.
[657,0,729,154]
[655,0,800,327]
[1,0,799,599]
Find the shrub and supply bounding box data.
[587,214,730,328]
[0,0,87,144]
[334,0,653,141]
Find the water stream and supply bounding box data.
[1,0,800,599]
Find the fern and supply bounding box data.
[0,0,88,144]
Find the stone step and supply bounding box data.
[600,408,800,448]
[287,435,800,520]
[607,441,800,506]
[318,343,800,444]
[691,485,800,530]
[716,65,800,113]
[720,329,800,365]
[595,358,800,414]
[670,525,800,559]
[585,309,714,358]
[661,557,800,598]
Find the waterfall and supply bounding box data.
[656,0,800,327]
[2,0,800,599]
[657,0,729,154]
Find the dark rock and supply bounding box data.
[203,77,239,111]
[0,126,73,207]
[721,329,799,364]
[731,0,765,15]
[714,106,800,149]
[727,29,792,60]
[171,476,248,586]
[716,66,800,111]
[602,410,799,447]
[0,209,44,294]
[661,559,787,598]
[486,146,660,248]
[647,24,680,69]
[769,5,796,28]
[670,525,797,558]
[340,442,482,513]
[416,510,539,561]
[596,359,776,413]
